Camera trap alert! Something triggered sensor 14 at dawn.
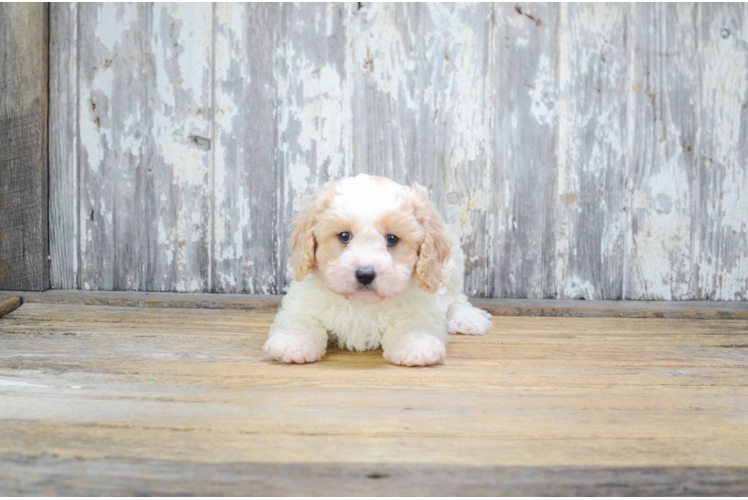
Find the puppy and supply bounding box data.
[264,174,492,366]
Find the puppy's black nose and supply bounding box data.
[355,268,376,285]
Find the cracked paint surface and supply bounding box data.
[53,3,748,299]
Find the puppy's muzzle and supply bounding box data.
[355,268,376,286]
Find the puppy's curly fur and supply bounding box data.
[264,174,492,366]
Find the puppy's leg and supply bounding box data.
[447,299,493,335]
[264,311,328,364]
[382,323,447,367]
[442,231,493,335]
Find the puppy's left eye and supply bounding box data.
[386,234,399,246]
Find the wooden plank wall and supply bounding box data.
[0,3,49,291]
[47,3,748,299]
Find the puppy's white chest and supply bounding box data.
[322,307,389,351]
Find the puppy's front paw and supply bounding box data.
[263,334,324,364]
[447,304,493,335]
[383,333,446,367]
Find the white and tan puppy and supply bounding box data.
[264,174,492,366]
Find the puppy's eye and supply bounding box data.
[338,232,352,244]
[386,234,399,246]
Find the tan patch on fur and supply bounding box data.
[313,214,363,276]
[288,181,340,281]
[375,209,422,270]
[409,184,451,293]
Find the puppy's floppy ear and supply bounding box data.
[411,183,451,293]
[288,181,338,281]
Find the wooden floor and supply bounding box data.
[1,297,748,495]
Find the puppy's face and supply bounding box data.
[289,175,451,304]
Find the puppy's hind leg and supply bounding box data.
[443,229,493,336]
[447,301,493,336]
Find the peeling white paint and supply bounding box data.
[56,3,748,299]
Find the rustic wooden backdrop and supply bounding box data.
[46,2,748,300]
[0,3,48,291]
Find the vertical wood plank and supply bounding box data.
[278,3,352,292]
[554,3,629,300]
[79,3,213,292]
[489,3,559,298]
[696,3,748,300]
[0,3,49,291]
[626,4,699,300]
[49,2,79,290]
[78,3,149,290]
[213,4,281,294]
[146,3,212,292]
[352,3,492,295]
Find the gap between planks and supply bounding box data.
[9,290,748,319]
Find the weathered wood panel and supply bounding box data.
[1,303,748,494]
[213,3,281,294]
[45,2,748,299]
[696,3,748,300]
[4,457,748,496]
[49,3,78,290]
[78,3,213,292]
[14,289,748,319]
[353,4,492,295]
[146,3,213,292]
[627,4,699,300]
[278,3,352,291]
[78,3,149,290]
[0,3,49,291]
[555,3,629,300]
[490,3,558,299]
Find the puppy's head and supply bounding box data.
[289,174,451,304]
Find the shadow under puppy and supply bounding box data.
[264,174,492,366]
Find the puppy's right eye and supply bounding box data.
[338,232,352,244]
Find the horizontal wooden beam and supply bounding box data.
[15,290,748,319]
[2,455,746,496]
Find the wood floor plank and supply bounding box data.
[1,302,747,494]
[18,290,748,319]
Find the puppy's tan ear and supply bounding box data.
[288,181,338,281]
[411,184,451,293]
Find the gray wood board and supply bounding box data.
[14,290,748,319]
[46,3,748,300]
[49,3,78,290]
[0,3,49,291]
[2,455,747,496]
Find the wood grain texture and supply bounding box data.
[278,3,352,292]
[14,290,748,318]
[353,4,492,296]
[556,3,628,300]
[78,4,214,292]
[146,3,213,293]
[0,303,747,494]
[696,3,748,300]
[0,3,49,291]
[3,458,748,496]
[490,3,559,299]
[49,3,78,290]
[627,4,699,300]
[45,2,748,300]
[77,3,149,291]
[213,3,281,294]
